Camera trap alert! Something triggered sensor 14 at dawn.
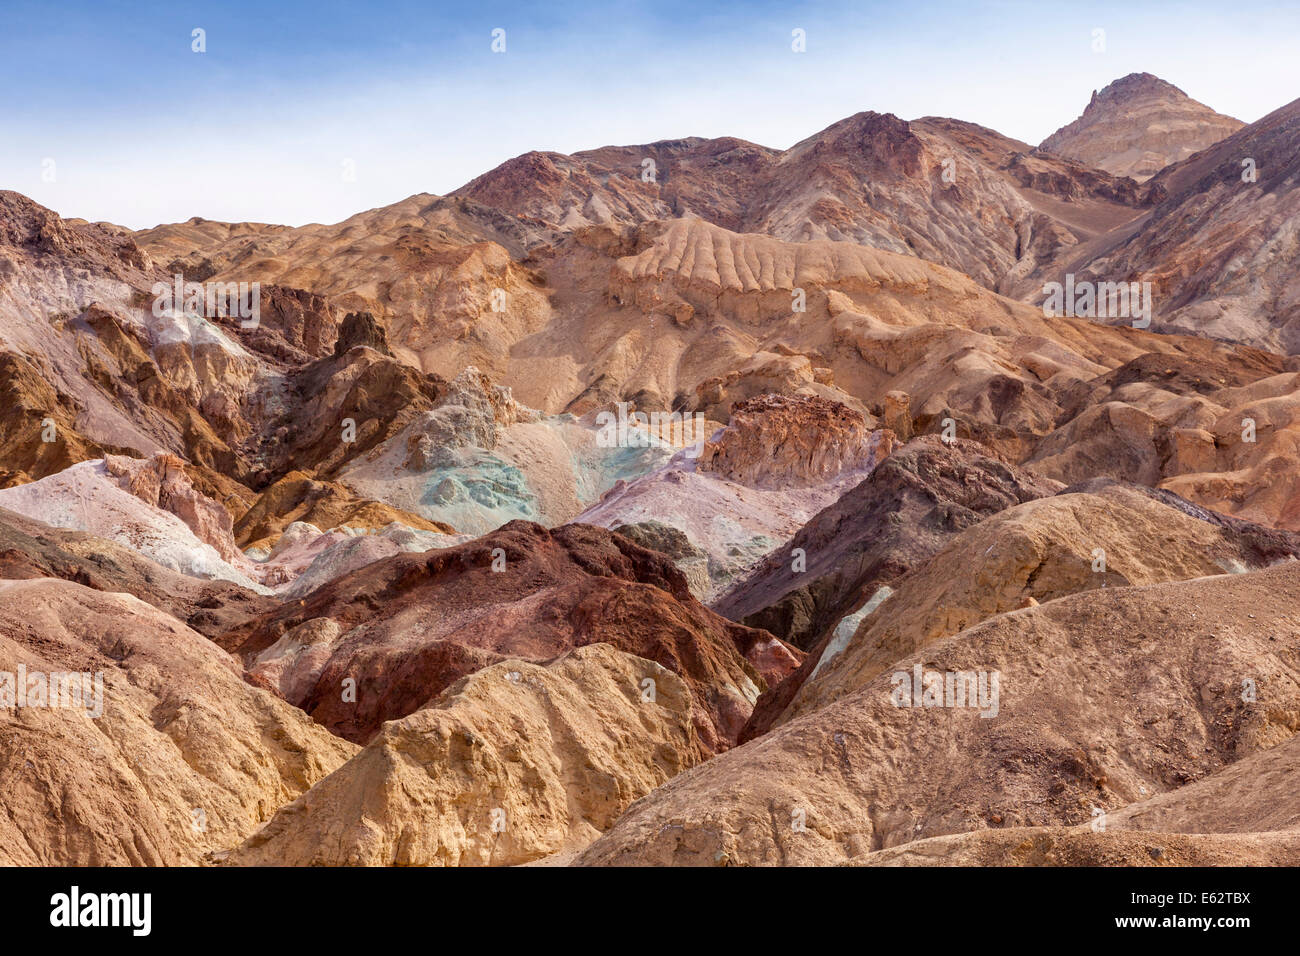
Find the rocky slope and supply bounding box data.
[1063,96,1300,355]
[856,828,1300,867]
[4,74,1300,870]
[576,563,1300,866]
[861,730,1300,866]
[1040,73,1243,181]
[0,459,267,590]
[776,481,1300,728]
[1025,350,1300,530]
[217,521,800,753]
[577,394,895,600]
[713,437,1062,651]
[225,644,705,866]
[0,505,272,637]
[0,578,355,865]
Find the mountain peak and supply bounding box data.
[1041,73,1242,180]
[1090,72,1186,106]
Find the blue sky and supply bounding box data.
[3,0,1297,228]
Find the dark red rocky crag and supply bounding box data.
[219,520,802,751]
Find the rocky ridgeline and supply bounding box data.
[4,75,1300,869]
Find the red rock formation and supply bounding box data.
[219,521,801,751]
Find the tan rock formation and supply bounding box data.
[234,471,455,552]
[1040,73,1243,181]
[882,390,912,440]
[576,563,1300,866]
[697,394,887,487]
[856,828,1300,867]
[861,731,1300,865]
[779,483,1300,727]
[225,644,704,866]
[0,578,356,866]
